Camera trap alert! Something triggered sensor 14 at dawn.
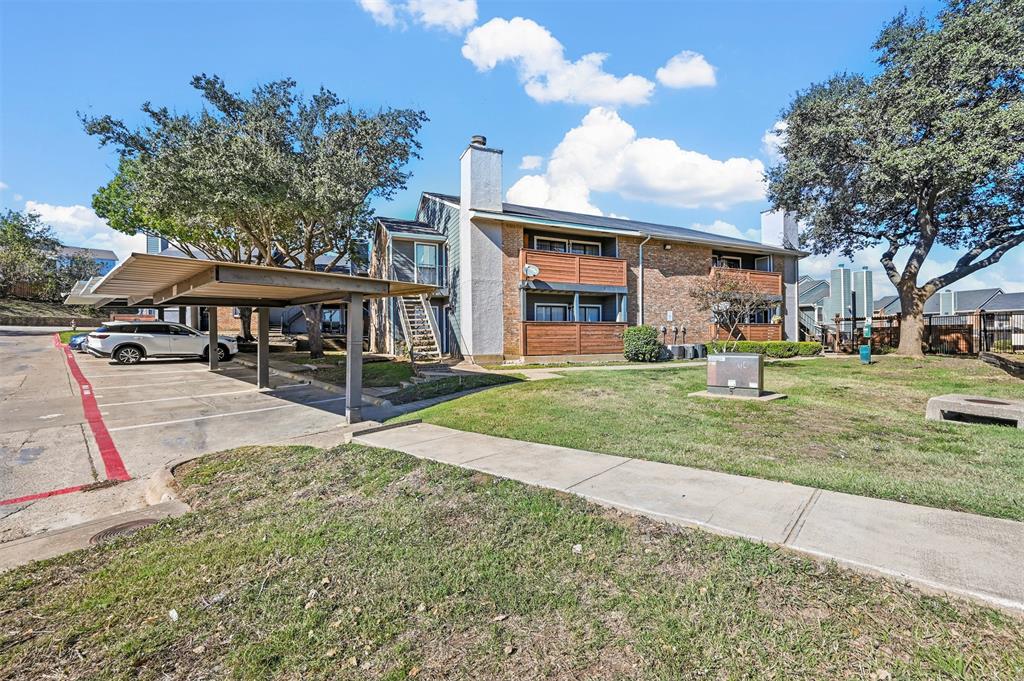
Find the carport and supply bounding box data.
[68,253,434,423]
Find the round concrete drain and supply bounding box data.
[90,519,158,545]
[964,398,1010,406]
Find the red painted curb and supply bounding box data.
[60,343,131,482]
[0,484,86,507]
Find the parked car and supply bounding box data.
[68,333,89,351]
[86,321,238,365]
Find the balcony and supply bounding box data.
[710,267,783,296]
[521,322,627,356]
[520,249,627,288]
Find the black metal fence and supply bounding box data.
[824,312,1023,355]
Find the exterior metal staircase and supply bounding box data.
[799,309,823,342]
[397,294,443,365]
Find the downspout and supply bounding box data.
[638,234,652,325]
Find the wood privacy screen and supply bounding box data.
[712,323,784,341]
[710,267,783,296]
[520,249,628,287]
[521,322,627,356]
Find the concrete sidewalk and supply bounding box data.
[354,422,1024,614]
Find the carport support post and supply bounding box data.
[345,294,363,423]
[257,306,270,390]
[208,306,219,371]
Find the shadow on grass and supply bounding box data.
[386,371,524,406]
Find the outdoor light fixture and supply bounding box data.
[523,263,540,278]
[663,243,672,250]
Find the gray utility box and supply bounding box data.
[707,352,764,397]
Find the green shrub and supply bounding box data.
[623,325,664,362]
[708,340,822,358]
[990,339,1014,353]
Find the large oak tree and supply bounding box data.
[767,0,1024,357]
[84,74,427,357]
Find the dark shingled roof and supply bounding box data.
[923,287,1002,314]
[421,192,803,256]
[60,245,117,260]
[798,278,830,306]
[985,292,1024,312]
[874,295,901,314]
[377,217,444,237]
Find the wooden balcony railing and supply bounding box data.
[521,322,627,356]
[710,267,783,296]
[521,249,627,288]
[712,323,783,342]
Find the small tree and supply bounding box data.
[690,270,775,351]
[768,0,1024,357]
[0,210,61,298]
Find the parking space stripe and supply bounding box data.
[0,483,87,507]
[97,387,260,403]
[90,377,243,391]
[85,366,250,380]
[59,344,131,481]
[107,396,346,432]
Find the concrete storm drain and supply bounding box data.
[90,519,159,545]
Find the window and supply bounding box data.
[715,255,742,269]
[169,325,194,336]
[535,303,569,322]
[577,305,602,322]
[534,237,568,253]
[414,243,439,285]
[144,324,171,335]
[754,256,772,272]
[534,236,602,256]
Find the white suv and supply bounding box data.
[86,321,238,365]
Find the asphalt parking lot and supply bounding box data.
[1,326,356,538]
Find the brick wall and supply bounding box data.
[501,223,524,356]
[216,306,242,334]
[619,237,713,343]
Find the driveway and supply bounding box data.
[0,326,355,540]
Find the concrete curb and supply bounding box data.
[232,355,392,407]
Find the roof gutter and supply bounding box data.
[638,234,652,325]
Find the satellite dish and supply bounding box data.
[523,264,540,278]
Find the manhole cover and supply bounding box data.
[90,519,158,545]
[964,398,1010,406]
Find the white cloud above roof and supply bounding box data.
[462,17,655,106]
[24,200,145,262]
[507,107,766,213]
[518,155,543,170]
[655,51,716,88]
[356,0,398,27]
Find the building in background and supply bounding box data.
[58,245,118,276]
[369,135,807,363]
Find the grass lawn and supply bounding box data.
[240,351,415,388]
[402,356,1024,520]
[386,373,522,405]
[482,359,693,371]
[0,297,97,318]
[2,444,1021,679]
[57,328,94,343]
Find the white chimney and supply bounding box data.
[460,135,503,212]
[761,209,800,250]
[457,136,505,361]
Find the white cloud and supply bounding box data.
[761,120,787,163]
[357,0,398,27]
[692,220,759,242]
[655,51,716,88]
[506,107,766,213]
[0,181,8,191]
[356,0,476,32]
[462,17,655,106]
[519,155,543,170]
[25,201,146,263]
[407,0,476,32]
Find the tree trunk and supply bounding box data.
[238,307,254,341]
[896,286,927,358]
[302,303,324,359]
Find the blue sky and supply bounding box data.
[2,0,1020,295]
